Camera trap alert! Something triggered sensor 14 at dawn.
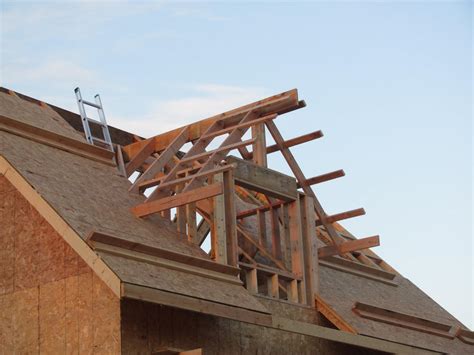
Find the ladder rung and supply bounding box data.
[92,137,110,145]
[81,99,101,109]
[86,117,106,126]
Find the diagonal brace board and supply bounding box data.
[265,120,343,246]
[318,236,380,259]
[129,126,190,193]
[131,183,224,218]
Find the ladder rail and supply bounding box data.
[74,87,114,152]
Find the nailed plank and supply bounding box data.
[316,295,357,334]
[125,137,156,177]
[265,130,323,155]
[251,123,267,166]
[129,126,189,193]
[297,169,345,188]
[122,89,299,159]
[353,302,455,339]
[131,183,224,217]
[227,156,297,201]
[316,208,366,226]
[265,120,343,246]
[0,114,115,165]
[139,163,236,192]
[318,236,380,259]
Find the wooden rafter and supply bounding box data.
[318,236,380,259]
[265,120,344,246]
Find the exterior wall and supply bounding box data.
[0,176,121,354]
[121,299,384,355]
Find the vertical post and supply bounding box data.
[300,194,319,306]
[212,170,238,266]
[267,274,279,298]
[288,194,306,304]
[287,279,299,303]
[186,202,197,243]
[251,124,267,167]
[212,173,227,264]
[223,169,238,266]
[281,204,292,270]
[257,210,267,247]
[175,183,187,234]
[270,206,282,260]
[246,269,258,294]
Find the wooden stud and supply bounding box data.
[287,196,306,304]
[287,279,299,303]
[251,123,267,166]
[131,183,224,218]
[270,206,282,260]
[114,144,127,176]
[267,274,279,298]
[300,195,319,305]
[257,210,267,247]
[186,202,197,243]
[246,268,258,294]
[211,174,228,264]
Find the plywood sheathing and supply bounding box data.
[0,131,209,260]
[319,265,472,354]
[0,90,85,142]
[0,178,120,353]
[120,300,383,355]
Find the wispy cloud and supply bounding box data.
[107,83,269,137]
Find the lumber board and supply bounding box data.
[0,114,115,166]
[251,123,267,166]
[132,183,224,217]
[316,208,366,226]
[352,302,455,339]
[122,89,300,159]
[227,156,298,201]
[125,137,156,177]
[130,126,189,193]
[265,120,343,246]
[122,283,273,326]
[318,236,380,259]
[265,130,324,155]
[297,169,345,188]
[86,231,240,277]
[316,295,357,334]
[270,317,439,354]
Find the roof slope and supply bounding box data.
[0,89,269,320]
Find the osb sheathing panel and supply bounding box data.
[100,252,267,313]
[120,300,381,355]
[0,90,85,142]
[0,179,121,354]
[0,131,209,260]
[319,265,471,354]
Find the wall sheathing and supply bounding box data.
[120,298,384,355]
[0,176,121,354]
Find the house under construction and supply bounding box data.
[0,87,472,354]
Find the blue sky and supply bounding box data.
[1,1,472,328]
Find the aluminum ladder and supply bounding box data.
[74,87,114,152]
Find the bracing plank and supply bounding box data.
[318,236,380,259]
[297,169,345,188]
[131,183,223,217]
[125,137,156,177]
[129,126,189,193]
[265,120,343,246]
[316,295,357,334]
[265,130,324,154]
[315,208,366,226]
